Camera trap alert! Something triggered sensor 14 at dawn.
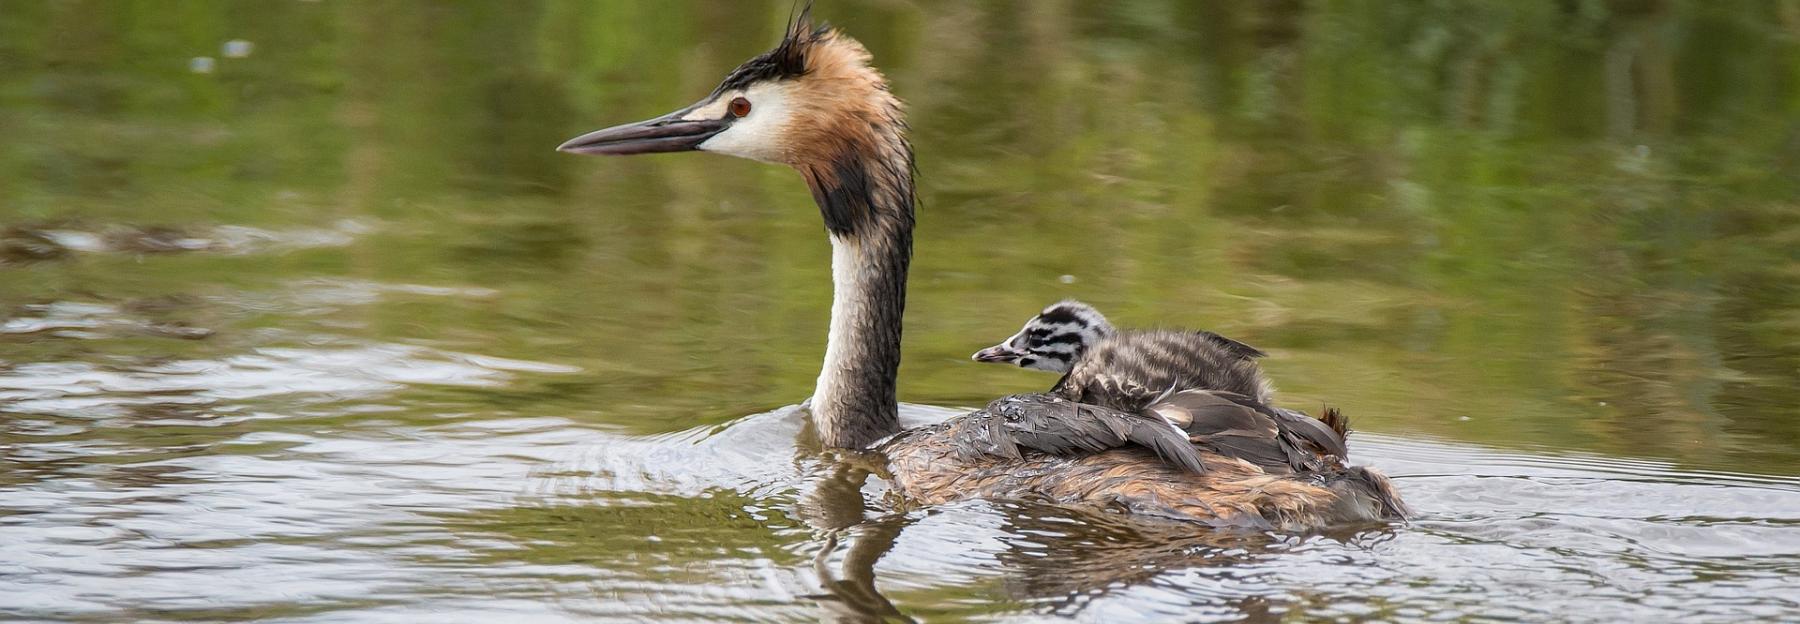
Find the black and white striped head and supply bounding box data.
[972,300,1115,373]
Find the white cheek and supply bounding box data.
[696,84,791,164]
[698,121,784,163]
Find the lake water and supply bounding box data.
[3,1,1798,621]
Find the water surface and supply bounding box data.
[3,1,1799,621]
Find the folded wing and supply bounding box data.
[967,394,1210,474]
[1146,389,1348,473]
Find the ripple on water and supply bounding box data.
[525,410,1800,621]
[28,219,372,257]
[3,289,1800,621]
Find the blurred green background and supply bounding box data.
[2,0,1797,473]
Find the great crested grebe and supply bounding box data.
[558,8,1407,529]
[974,300,1357,475]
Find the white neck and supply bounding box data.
[816,235,866,405]
[808,228,906,448]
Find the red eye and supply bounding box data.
[728,97,752,118]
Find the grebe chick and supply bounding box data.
[973,300,1273,409]
[974,301,1350,474]
[558,8,1406,528]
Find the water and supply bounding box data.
[3,1,1799,621]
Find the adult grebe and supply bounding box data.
[558,8,1406,529]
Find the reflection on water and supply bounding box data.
[2,0,1798,621]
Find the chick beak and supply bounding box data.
[972,345,1025,364]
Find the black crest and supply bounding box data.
[713,3,825,94]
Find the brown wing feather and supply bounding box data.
[1144,390,1290,471]
[1272,406,1348,459]
[970,394,1209,474]
[1144,389,1348,473]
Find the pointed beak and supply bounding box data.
[557,110,728,156]
[972,345,1025,364]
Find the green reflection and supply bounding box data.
[2,0,1796,474]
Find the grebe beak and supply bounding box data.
[972,345,1025,363]
[558,109,728,156]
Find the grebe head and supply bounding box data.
[972,300,1116,373]
[557,5,898,170]
[557,4,914,449]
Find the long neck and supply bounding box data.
[801,135,914,449]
